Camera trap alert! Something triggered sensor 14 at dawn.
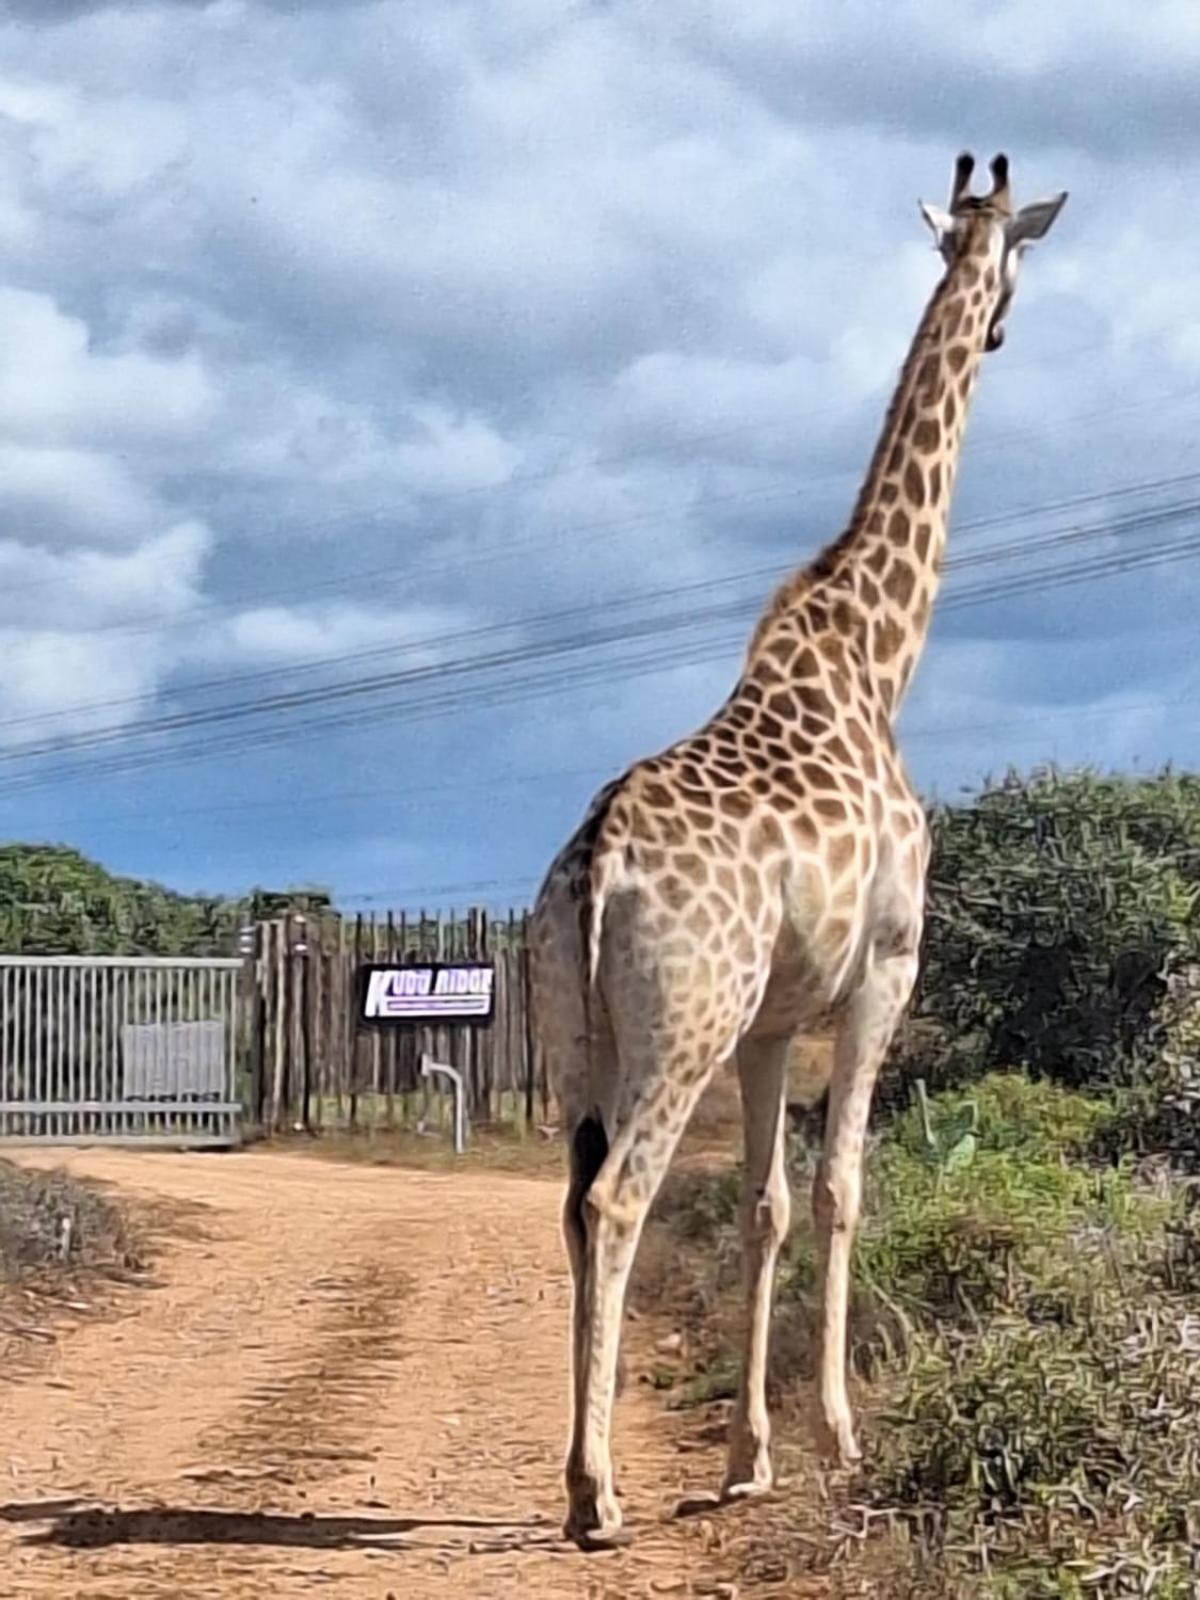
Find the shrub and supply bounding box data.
[644,1069,1200,1596]
[0,1158,145,1285]
[841,1078,1200,1596]
[0,842,331,956]
[889,769,1200,1107]
[861,1288,1200,1596]
[778,1077,1140,1354]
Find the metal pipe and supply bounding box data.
[419,1051,467,1155]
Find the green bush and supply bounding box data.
[778,1077,1139,1345]
[863,1287,1200,1597]
[891,769,1200,1105]
[0,842,330,955]
[841,1078,1200,1596]
[646,1069,1200,1596]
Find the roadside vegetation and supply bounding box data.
[0,841,325,955]
[0,1156,153,1364]
[636,769,1200,1597]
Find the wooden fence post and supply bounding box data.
[522,911,535,1130]
[249,901,540,1138]
[270,917,287,1133]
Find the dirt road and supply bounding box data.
[0,1147,807,1599]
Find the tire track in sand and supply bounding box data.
[0,1148,824,1599]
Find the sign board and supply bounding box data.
[121,1019,226,1099]
[358,961,496,1026]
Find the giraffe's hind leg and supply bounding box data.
[530,906,629,1546]
[565,1034,723,1548]
[556,1030,626,1546]
[722,1032,791,1500]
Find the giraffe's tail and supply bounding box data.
[582,840,616,999]
[575,778,626,1002]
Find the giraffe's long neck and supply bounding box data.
[831,230,1003,712]
[751,227,1004,720]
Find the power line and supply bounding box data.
[1,528,1195,792]
[6,371,1196,656]
[119,681,1193,846]
[30,500,1200,761]
[3,463,1199,746]
[0,526,1195,804]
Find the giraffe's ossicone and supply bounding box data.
[530,151,1068,1550]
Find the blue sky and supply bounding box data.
[0,0,1197,910]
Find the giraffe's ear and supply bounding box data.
[919,201,956,251]
[1007,191,1068,248]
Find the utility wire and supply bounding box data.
[0,526,1195,802]
[8,458,1200,738]
[0,494,1194,765]
[5,374,1197,655]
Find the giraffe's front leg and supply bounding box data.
[812,947,918,1465]
[722,1034,791,1501]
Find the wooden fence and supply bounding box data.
[251,908,546,1134]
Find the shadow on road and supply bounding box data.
[0,1499,563,1554]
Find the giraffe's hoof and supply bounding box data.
[814,1412,862,1468]
[564,1484,629,1551]
[673,1489,723,1519]
[563,1511,632,1552]
[720,1471,775,1503]
[721,1428,774,1502]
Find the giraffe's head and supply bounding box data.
[919,152,1067,352]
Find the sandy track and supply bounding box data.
[0,1147,812,1599]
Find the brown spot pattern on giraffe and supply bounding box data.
[530,206,1001,1241]
[912,418,939,453]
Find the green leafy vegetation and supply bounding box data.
[849,1077,1199,1596]
[0,842,329,955]
[637,770,1200,1597]
[892,768,1200,1104]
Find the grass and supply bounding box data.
[293,1120,566,1175]
[289,1035,833,1179]
[266,1086,564,1174]
[0,1156,149,1305]
[635,1071,1200,1598]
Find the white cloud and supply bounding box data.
[0,627,165,742]
[224,386,520,504]
[216,599,465,667]
[0,442,161,546]
[0,287,216,450]
[0,0,1195,897]
[0,74,187,205]
[0,519,211,742]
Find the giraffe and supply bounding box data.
[530,151,1067,1549]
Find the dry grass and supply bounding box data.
[281,1122,565,1177]
[295,1033,834,1181]
[0,1157,148,1289]
[0,1156,156,1368]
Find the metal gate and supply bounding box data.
[0,955,244,1147]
